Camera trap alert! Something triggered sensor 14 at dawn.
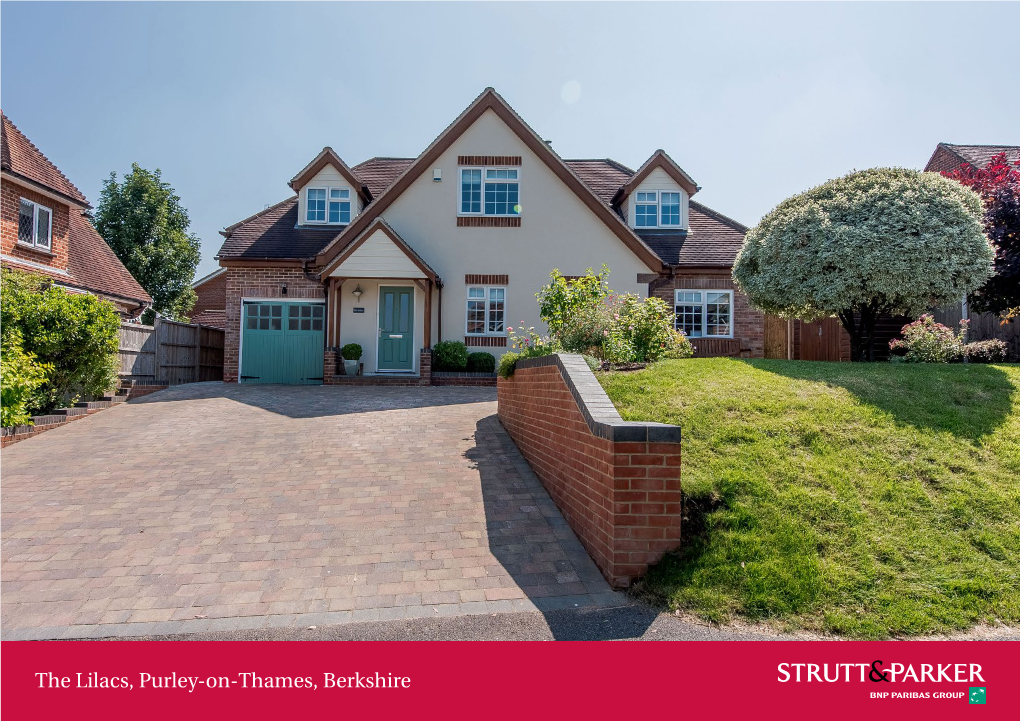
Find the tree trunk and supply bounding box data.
[837,303,881,362]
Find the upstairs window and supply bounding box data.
[635,192,657,227]
[306,188,326,223]
[660,192,681,226]
[675,290,733,338]
[328,188,351,224]
[18,198,52,251]
[466,286,506,335]
[460,168,520,216]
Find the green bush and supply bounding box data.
[536,265,612,334]
[466,352,496,373]
[555,301,613,355]
[433,340,468,371]
[964,339,1009,363]
[1,268,119,413]
[1,331,50,427]
[888,314,965,363]
[497,351,521,379]
[340,342,363,360]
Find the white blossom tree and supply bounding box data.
[733,168,993,361]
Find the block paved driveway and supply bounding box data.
[1,384,622,640]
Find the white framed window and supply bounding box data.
[466,286,506,335]
[660,192,681,226]
[18,198,52,250]
[306,187,352,224]
[635,191,657,227]
[459,168,520,216]
[675,289,733,338]
[328,188,351,224]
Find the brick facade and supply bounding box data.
[190,270,227,329]
[1,181,71,272]
[223,266,326,382]
[497,354,682,588]
[648,270,764,358]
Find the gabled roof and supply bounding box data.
[327,217,438,281]
[1,111,89,206]
[65,212,151,303]
[192,266,227,288]
[354,157,415,198]
[289,146,371,203]
[612,149,698,205]
[315,88,666,276]
[926,143,1020,172]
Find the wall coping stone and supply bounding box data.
[514,354,681,443]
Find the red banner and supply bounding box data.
[1,640,1015,719]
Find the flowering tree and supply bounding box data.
[941,152,1020,319]
[733,168,993,361]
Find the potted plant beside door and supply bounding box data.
[340,343,363,377]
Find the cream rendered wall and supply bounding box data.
[335,279,424,373]
[374,109,658,358]
[626,167,689,229]
[298,165,360,225]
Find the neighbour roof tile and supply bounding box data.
[938,143,1020,169]
[66,212,151,303]
[0,112,89,205]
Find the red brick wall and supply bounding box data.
[924,146,964,174]
[649,271,764,358]
[191,271,226,327]
[223,267,326,382]
[497,355,681,588]
[1,180,71,271]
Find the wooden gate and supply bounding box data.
[118,318,225,385]
[798,318,845,361]
[764,315,790,359]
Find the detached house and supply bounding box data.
[1,112,150,316]
[217,88,761,384]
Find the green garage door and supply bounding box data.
[240,302,324,384]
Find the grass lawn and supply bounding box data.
[597,358,1020,638]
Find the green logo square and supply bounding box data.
[969,687,986,705]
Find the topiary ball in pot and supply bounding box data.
[466,351,496,373]
[340,343,363,376]
[433,340,468,371]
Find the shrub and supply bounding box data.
[340,342,363,360]
[1,331,50,427]
[433,340,468,371]
[536,265,612,333]
[582,354,602,372]
[555,300,613,355]
[1,268,119,413]
[964,339,1009,363]
[497,351,521,379]
[466,352,495,373]
[498,324,558,378]
[888,314,965,363]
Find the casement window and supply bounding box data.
[660,192,681,226]
[674,289,733,338]
[18,198,52,250]
[306,187,352,224]
[460,168,520,216]
[466,286,506,335]
[635,191,658,227]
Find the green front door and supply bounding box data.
[240,301,324,384]
[377,286,414,371]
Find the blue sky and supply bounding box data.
[3,2,1018,280]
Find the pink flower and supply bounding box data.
[602,330,609,337]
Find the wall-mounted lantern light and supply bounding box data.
[352,284,363,302]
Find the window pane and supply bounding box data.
[18,199,34,244]
[312,305,324,318]
[259,318,269,330]
[329,188,350,199]
[661,192,681,226]
[636,204,657,227]
[271,305,282,317]
[247,317,258,330]
[468,287,485,298]
[484,182,519,215]
[488,288,505,333]
[271,318,281,331]
[289,318,299,330]
[312,318,323,331]
[461,169,481,213]
[467,299,486,334]
[289,306,300,318]
[705,294,731,336]
[307,189,326,222]
[675,304,703,337]
[35,206,50,248]
[301,319,311,331]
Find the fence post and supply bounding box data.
[194,324,202,383]
[152,317,162,385]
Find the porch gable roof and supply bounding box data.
[326,217,439,282]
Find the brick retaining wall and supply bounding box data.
[497,354,682,588]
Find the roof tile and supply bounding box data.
[1,112,88,204]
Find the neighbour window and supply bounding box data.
[328,188,351,224]
[18,198,52,250]
[245,303,283,331]
[466,286,506,335]
[674,290,733,338]
[288,304,324,331]
[306,188,326,223]
[660,192,681,226]
[635,192,657,227]
[460,168,520,216]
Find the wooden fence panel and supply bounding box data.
[932,307,1020,361]
[764,315,789,359]
[118,319,224,385]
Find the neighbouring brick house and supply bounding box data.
[1,111,150,316]
[924,143,1020,175]
[216,88,761,385]
[189,267,227,329]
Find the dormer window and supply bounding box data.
[660,192,681,226]
[635,192,658,227]
[306,187,352,225]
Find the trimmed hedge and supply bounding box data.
[433,340,468,371]
[466,352,496,373]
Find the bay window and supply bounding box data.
[675,289,733,338]
[460,168,520,216]
[466,286,506,335]
[18,198,52,250]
